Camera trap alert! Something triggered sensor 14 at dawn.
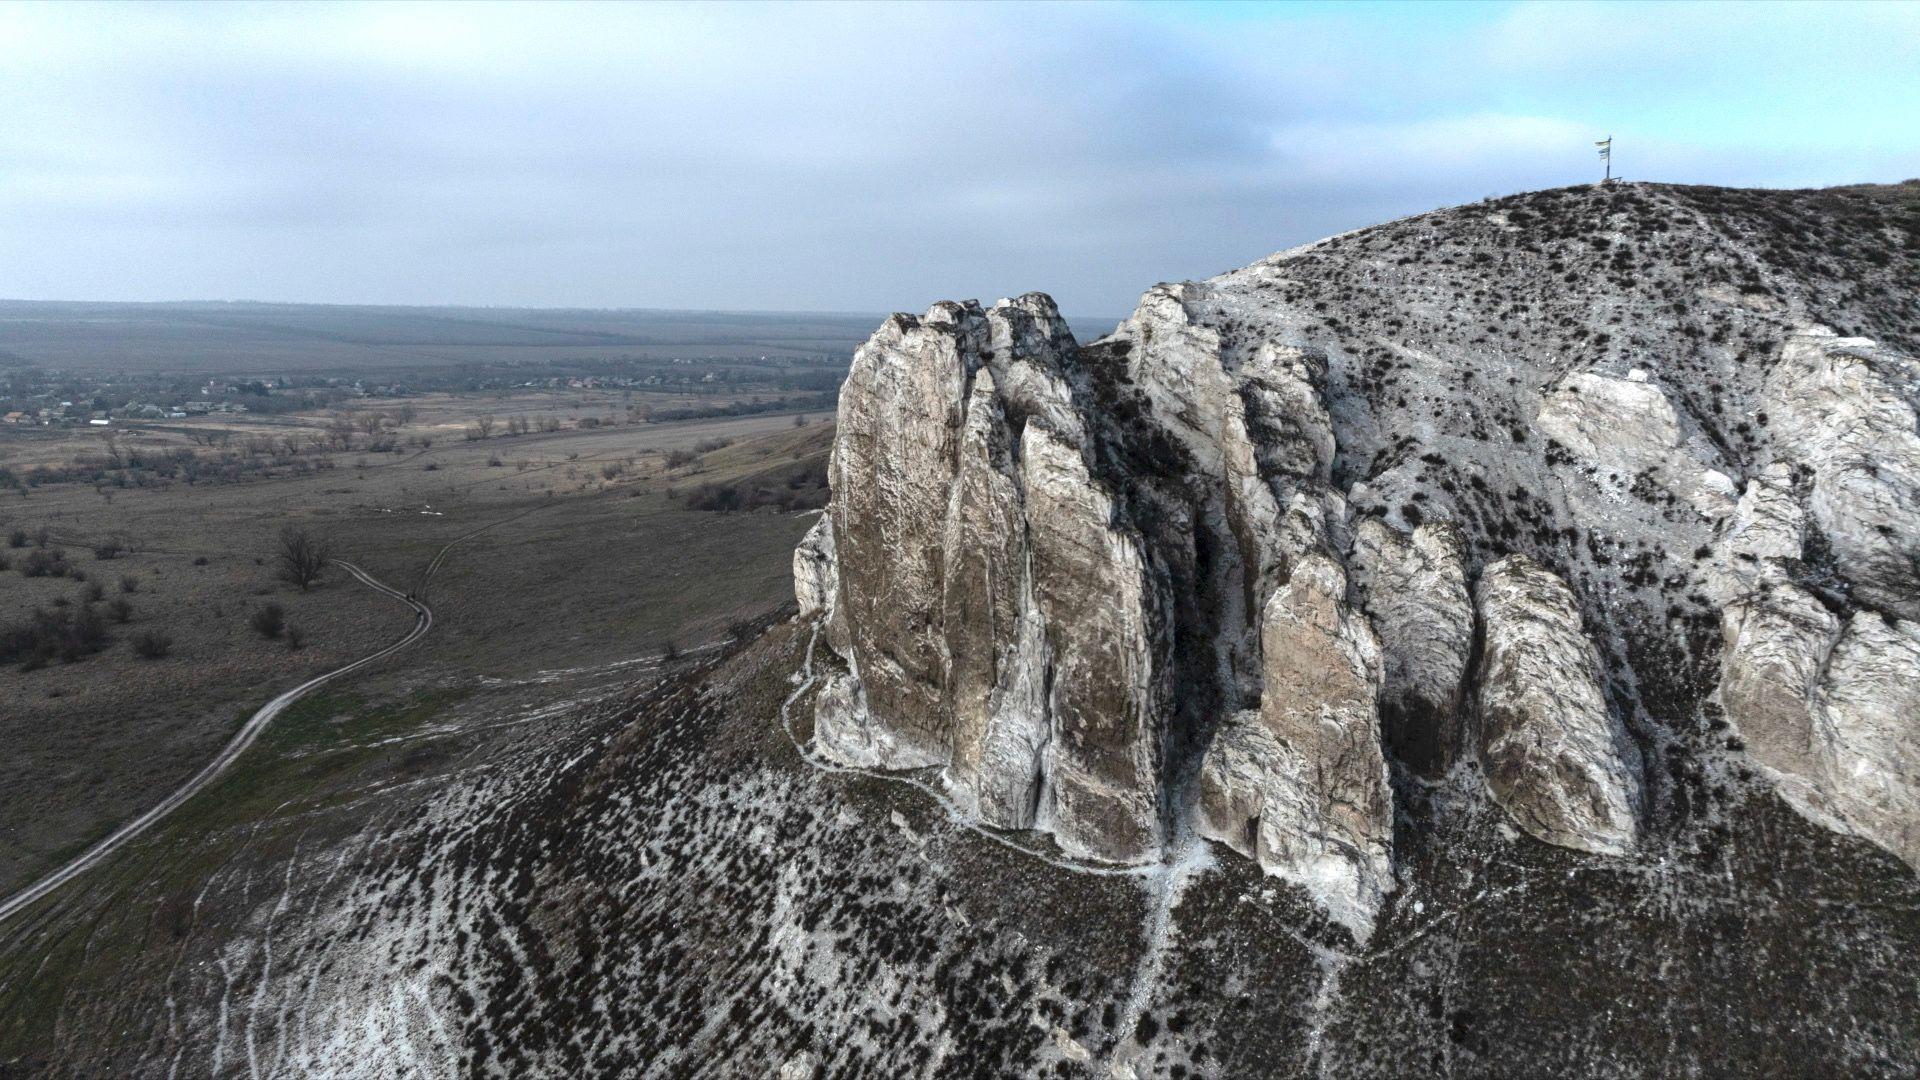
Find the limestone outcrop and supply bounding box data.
[792,516,837,623]
[798,183,1920,936]
[1348,519,1473,777]
[1721,585,1920,869]
[1761,330,1920,619]
[1536,368,1738,520]
[1194,555,1392,938]
[1473,555,1641,855]
[809,294,1168,862]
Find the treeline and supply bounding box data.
[677,454,829,514]
[648,393,833,424]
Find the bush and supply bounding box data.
[685,484,742,512]
[20,549,67,578]
[120,575,139,594]
[193,555,209,566]
[107,598,133,623]
[250,602,286,639]
[133,631,171,659]
[664,448,698,469]
[84,581,104,603]
[93,542,122,560]
[285,625,305,650]
[275,526,330,591]
[6,530,25,549]
[0,605,111,667]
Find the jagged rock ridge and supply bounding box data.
[800,180,1920,937]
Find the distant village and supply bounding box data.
[0,353,845,429]
[2,377,290,427]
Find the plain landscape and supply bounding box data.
[0,304,864,903]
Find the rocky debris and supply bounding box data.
[1535,368,1736,520]
[1761,329,1920,619]
[1473,556,1640,854]
[810,670,932,770]
[1194,554,1392,939]
[1348,518,1474,777]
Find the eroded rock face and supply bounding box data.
[792,515,837,623]
[798,186,1920,937]
[1721,586,1920,870]
[1194,555,1392,939]
[1704,462,1806,604]
[1019,423,1164,860]
[1349,518,1473,777]
[1720,582,1839,782]
[1536,368,1736,520]
[1474,555,1640,855]
[1818,615,1920,867]
[804,294,1169,861]
[825,302,978,768]
[1762,330,1920,619]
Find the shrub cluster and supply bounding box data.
[0,605,111,668]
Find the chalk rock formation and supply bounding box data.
[798,183,1920,936]
[1761,329,1920,619]
[1474,555,1641,855]
[811,294,1167,862]
[1194,555,1392,938]
[1722,586,1920,869]
[1348,518,1474,777]
[792,515,837,623]
[1536,368,1737,519]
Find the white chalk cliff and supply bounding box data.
[796,182,1920,938]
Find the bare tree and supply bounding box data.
[325,415,357,451]
[358,411,385,437]
[275,526,331,591]
[476,414,496,439]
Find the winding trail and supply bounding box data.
[0,560,429,928]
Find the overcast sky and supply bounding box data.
[3,1,1917,315]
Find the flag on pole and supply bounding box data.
[1595,137,1612,161]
